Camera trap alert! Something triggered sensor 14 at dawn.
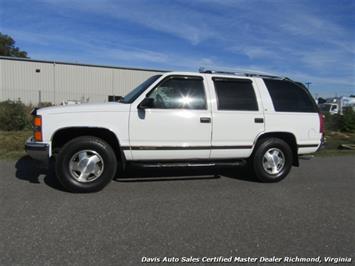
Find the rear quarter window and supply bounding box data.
[263,79,317,113]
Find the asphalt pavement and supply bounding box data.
[0,156,354,265]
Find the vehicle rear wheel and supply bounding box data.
[55,136,117,192]
[252,138,293,182]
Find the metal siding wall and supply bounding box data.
[0,58,163,105]
[1,60,54,104]
[54,64,113,103]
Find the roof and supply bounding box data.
[0,56,286,79]
[0,56,168,73]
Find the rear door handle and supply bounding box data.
[200,117,211,123]
[254,118,264,123]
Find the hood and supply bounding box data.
[37,102,130,115]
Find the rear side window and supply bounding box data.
[213,78,258,111]
[263,79,317,113]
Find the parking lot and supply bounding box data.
[0,156,354,265]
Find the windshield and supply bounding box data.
[120,75,162,103]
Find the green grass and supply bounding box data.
[315,131,355,157]
[0,131,32,160]
[324,131,355,148]
[0,130,354,160]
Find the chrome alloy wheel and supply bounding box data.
[69,150,104,183]
[262,148,285,175]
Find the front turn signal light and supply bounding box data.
[33,115,42,142]
[34,116,42,127]
[34,131,42,142]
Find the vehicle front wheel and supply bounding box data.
[252,138,293,183]
[55,136,117,192]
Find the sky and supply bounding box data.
[0,0,354,97]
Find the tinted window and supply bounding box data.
[263,79,317,113]
[147,76,206,109]
[213,78,258,111]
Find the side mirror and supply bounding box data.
[138,97,154,109]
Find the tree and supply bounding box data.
[340,108,355,132]
[0,32,28,58]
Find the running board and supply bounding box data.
[299,154,314,160]
[130,160,247,168]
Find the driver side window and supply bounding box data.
[147,76,207,109]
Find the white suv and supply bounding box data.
[26,70,324,192]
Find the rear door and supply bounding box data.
[207,76,265,158]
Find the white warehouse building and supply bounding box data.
[0,56,164,105]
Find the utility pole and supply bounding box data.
[305,82,312,90]
[53,62,56,104]
[36,68,41,105]
[38,90,42,104]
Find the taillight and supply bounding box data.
[33,115,42,141]
[319,112,325,134]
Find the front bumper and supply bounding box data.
[25,137,49,162]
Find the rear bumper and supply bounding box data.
[316,135,326,152]
[25,137,49,162]
[298,135,325,156]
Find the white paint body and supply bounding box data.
[36,72,322,161]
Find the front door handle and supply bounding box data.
[254,118,264,123]
[200,117,211,123]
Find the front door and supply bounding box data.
[129,75,212,160]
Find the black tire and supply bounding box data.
[55,136,117,192]
[252,138,293,183]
